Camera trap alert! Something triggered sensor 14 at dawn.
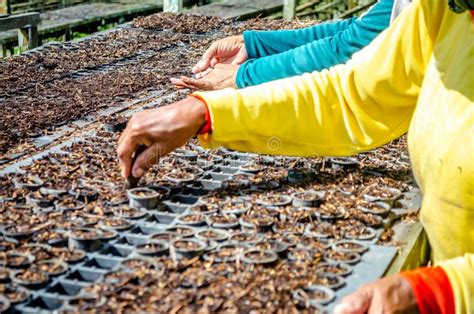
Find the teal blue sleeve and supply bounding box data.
[236,0,394,88]
[243,17,356,59]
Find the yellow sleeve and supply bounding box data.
[195,0,435,156]
[438,254,474,314]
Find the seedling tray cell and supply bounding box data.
[63,267,106,283]
[18,295,64,313]
[99,244,134,258]
[81,256,122,270]
[45,281,86,297]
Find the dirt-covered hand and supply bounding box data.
[192,35,247,74]
[171,63,238,91]
[117,96,207,179]
[333,274,418,314]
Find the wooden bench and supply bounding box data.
[0,1,162,57]
[0,12,40,55]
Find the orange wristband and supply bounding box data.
[190,95,212,135]
[401,266,455,314]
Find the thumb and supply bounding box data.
[333,285,373,314]
[131,144,162,178]
[192,43,217,73]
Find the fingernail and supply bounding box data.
[133,168,144,178]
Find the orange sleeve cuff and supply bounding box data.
[401,266,455,314]
[190,94,212,135]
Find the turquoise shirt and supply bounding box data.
[236,0,395,88]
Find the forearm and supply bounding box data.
[243,18,355,59]
[237,9,391,88]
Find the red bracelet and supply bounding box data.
[190,95,212,135]
[401,266,455,314]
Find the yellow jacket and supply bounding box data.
[196,0,474,312]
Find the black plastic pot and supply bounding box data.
[363,187,402,206]
[203,243,244,263]
[332,240,369,254]
[54,197,85,212]
[68,228,103,252]
[239,215,275,233]
[176,213,207,227]
[150,231,181,242]
[257,194,292,207]
[330,157,360,171]
[325,250,362,265]
[112,205,147,220]
[220,199,252,216]
[12,176,44,191]
[2,284,30,306]
[68,186,99,203]
[195,228,230,242]
[238,162,267,174]
[98,218,132,232]
[37,259,68,277]
[311,273,345,290]
[0,267,10,283]
[50,247,86,264]
[239,248,278,266]
[358,201,392,217]
[99,229,119,242]
[315,262,352,277]
[127,187,159,209]
[103,116,127,133]
[292,190,325,207]
[0,252,35,269]
[0,295,10,313]
[252,240,289,257]
[229,231,263,246]
[136,241,169,257]
[171,238,206,259]
[165,225,195,238]
[206,213,240,229]
[293,285,335,307]
[26,193,55,208]
[344,226,377,241]
[11,269,49,290]
[2,224,36,241]
[188,203,219,215]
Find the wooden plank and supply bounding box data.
[0,11,39,31]
[0,2,162,46]
[164,0,182,12]
[187,0,283,20]
[0,0,10,14]
[338,0,376,18]
[283,0,296,19]
[296,0,339,17]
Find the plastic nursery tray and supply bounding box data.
[1,130,413,313]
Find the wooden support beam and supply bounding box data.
[164,0,183,13]
[296,0,339,17]
[0,0,10,14]
[296,0,322,12]
[0,12,40,32]
[283,0,296,20]
[339,0,376,18]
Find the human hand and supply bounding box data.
[333,274,418,314]
[171,63,238,91]
[192,35,247,74]
[117,96,207,179]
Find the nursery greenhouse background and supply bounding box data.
[0,1,429,313]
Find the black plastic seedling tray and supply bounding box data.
[0,17,418,312]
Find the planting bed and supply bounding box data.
[0,13,420,313]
